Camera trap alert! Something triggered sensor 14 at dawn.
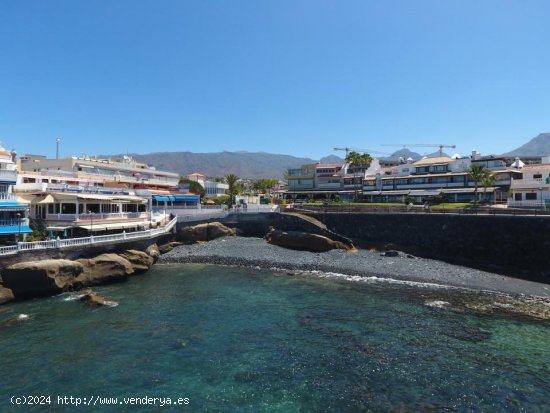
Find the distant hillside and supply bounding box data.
[114,151,319,179]
[319,155,344,164]
[502,133,550,156]
[384,148,423,161]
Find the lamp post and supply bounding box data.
[56,137,61,160]
[88,210,94,235]
[16,212,21,242]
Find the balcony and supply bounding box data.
[0,218,29,227]
[511,178,550,188]
[45,212,149,222]
[0,193,18,201]
[0,169,17,182]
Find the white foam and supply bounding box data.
[425,300,451,308]
[306,270,457,290]
[62,294,87,301]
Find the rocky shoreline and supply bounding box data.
[159,237,550,297]
[158,236,550,320]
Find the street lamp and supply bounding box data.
[56,137,61,160]
[16,212,21,242]
[87,210,94,234]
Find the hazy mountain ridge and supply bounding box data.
[502,133,550,156]
[109,149,428,179]
[116,151,319,179]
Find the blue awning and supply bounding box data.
[153,195,175,202]
[0,202,28,209]
[0,225,32,234]
[173,195,200,202]
[153,195,200,202]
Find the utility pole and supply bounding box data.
[56,137,61,159]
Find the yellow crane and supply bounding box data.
[333,147,392,158]
[381,143,456,157]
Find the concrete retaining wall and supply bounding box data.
[309,213,550,283]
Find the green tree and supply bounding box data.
[481,173,495,203]
[346,151,373,202]
[224,173,240,205]
[179,178,205,197]
[467,164,488,204]
[252,178,279,194]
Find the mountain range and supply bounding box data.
[121,149,423,179]
[114,133,550,179]
[501,133,550,156]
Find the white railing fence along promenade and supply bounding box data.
[0,217,178,257]
[175,204,280,222]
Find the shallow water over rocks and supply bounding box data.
[0,264,548,412]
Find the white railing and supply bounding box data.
[0,217,177,256]
[0,219,28,226]
[0,169,17,180]
[45,212,149,221]
[507,200,549,209]
[0,192,18,200]
[178,211,229,222]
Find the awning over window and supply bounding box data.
[153,195,200,202]
[0,225,32,234]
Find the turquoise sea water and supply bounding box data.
[0,264,549,412]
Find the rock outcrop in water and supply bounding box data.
[265,229,352,252]
[79,292,118,307]
[177,222,236,244]
[1,246,160,300]
[0,286,15,305]
[2,260,85,298]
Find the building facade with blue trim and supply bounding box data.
[0,147,30,243]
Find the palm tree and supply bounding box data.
[224,173,240,205]
[346,151,373,202]
[481,173,495,203]
[467,164,488,204]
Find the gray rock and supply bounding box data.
[265,229,351,253]
[146,243,161,262]
[177,222,236,244]
[383,250,399,257]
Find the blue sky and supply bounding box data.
[1,0,549,160]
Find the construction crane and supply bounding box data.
[381,143,456,157]
[333,147,392,158]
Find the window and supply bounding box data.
[514,193,522,201]
[533,174,542,179]
[526,193,537,200]
[61,203,76,214]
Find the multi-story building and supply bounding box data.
[508,164,550,209]
[0,146,31,243]
[186,173,229,198]
[282,152,523,204]
[16,154,195,236]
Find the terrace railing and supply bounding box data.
[0,217,177,257]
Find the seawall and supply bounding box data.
[308,212,550,283]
